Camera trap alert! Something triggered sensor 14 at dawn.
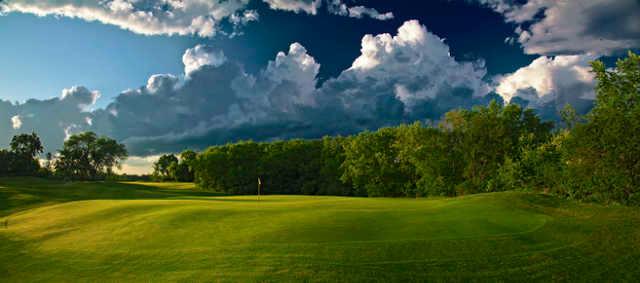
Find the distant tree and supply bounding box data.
[8,132,44,176]
[153,154,179,181]
[55,132,128,180]
[174,150,197,182]
[0,149,11,176]
[10,132,44,158]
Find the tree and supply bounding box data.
[395,122,460,197]
[562,51,640,204]
[55,132,128,180]
[0,149,11,176]
[153,154,179,181]
[441,101,553,194]
[341,128,413,197]
[10,132,44,158]
[167,150,197,182]
[8,132,44,176]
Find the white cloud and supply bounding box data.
[265,0,393,21]
[146,74,179,94]
[0,0,395,39]
[229,9,259,37]
[11,115,22,130]
[343,20,490,110]
[475,0,640,55]
[263,0,322,15]
[0,20,538,159]
[182,45,227,76]
[0,0,251,37]
[495,55,597,106]
[61,86,101,111]
[327,0,394,20]
[263,42,320,106]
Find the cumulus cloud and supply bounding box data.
[339,20,490,113]
[1,20,497,157]
[0,0,392,38]
[61,86,101,111]
[475,0,640,55]
[495,55,597,117]
[263,0,322,15]
[265,0,393,21]
[0,0,253,37]
[327,0,394,20]
[228,9,260,37]
[11,115,22,130]
[0,86,100,152]
[182,45,228,76]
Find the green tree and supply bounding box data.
[8,132,44,176]
[153,154,179,181]
[563,51,640,204]
[55,132,128,180]
[342,128,413,197]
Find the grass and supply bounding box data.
[1,178,639,282]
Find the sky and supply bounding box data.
[1,0,639,174]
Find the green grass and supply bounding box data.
[1,178,639,282]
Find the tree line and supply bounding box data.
[3,52,638,205]
[187,52,640,205]
[0,131,127,180]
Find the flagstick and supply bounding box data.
[257,177,261,201]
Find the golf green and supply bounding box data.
[1,178,639,281]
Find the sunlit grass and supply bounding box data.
[1,178,639,281]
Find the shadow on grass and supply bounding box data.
[0,177,228,216]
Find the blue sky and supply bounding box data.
[1,0,639,173]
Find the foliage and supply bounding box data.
[55,132,128,180]
[559,52,640,204]
[153,154,179,181]
[0,133,43,176]
[3,52,639,205]
[342,128,414,197]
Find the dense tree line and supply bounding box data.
[192,102,552,197]
[0,131,127,180]
[193,53,640,205]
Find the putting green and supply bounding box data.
[1,178,639,281]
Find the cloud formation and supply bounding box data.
[183,45,228,76]
[1,86,100,151]
[0,0,394,38]
[476,0,640,55]
[1,20,492,156]
[0,0,252,37]
[327,0,394,20]
[263,0,322,15]
[495,55,597,118]
[11,115,22,130]
[263,0,393,21]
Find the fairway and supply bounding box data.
[1,178,640,281]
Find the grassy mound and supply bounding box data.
[1,178,639,281]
